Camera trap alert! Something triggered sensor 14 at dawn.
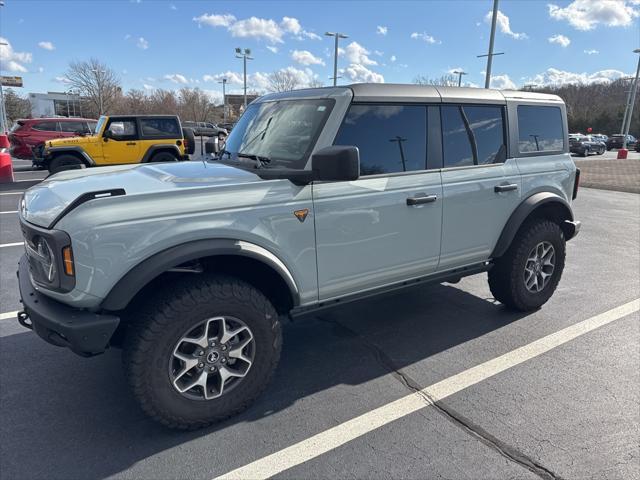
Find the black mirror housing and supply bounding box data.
[205,139,218,154]
[312,146,360,182]
[103,130,113,139]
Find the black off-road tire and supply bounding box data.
[122,274,282,430]
[48,154,85,175]
[149,151,179,163]
[488,219,566,311]
[182,127,196,155]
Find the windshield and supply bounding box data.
[223,99,334,170]
[94,116,107,135]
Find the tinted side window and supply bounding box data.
[334,104,427,175]
[464,106,505,164]
[87,121,97,133]
[517,105,564,153]
[140,118,180,137]
[441,106,474,167]
[59,121,87,133]
[31,121,58,132]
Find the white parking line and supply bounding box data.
[0,311,18,321]
[0,192,23,196]
[0,242,22,248]
[215,299,640,480]
[0,211,18,214]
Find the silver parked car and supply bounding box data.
[17,84,580,429]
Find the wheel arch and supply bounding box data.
[491,192,576,259]
[101,239,300,315]
[48,147,95,166]
[141,145,182,163]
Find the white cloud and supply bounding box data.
[447,67,465,75]
[341,64,384,83]
[373,50,384,56]
[164,73,188,84]
[548,34,571,47]
[193,13,318,44]
[54,76,71,84]
[203,67,322,92]
[341,41,378,66]
[390,55,397,62]
[143,83,155,90]
[0,38,32,72]
[584,49,599,55]
[38,41,55,51]
[410,32,441,44]
[267,46,278,53]
[485,10,528,39]
[490,74,517,89]
[291,49,325,66]
[124,34,132,40]
[281,16,301,35]
[193,13,237,28]
[37,67,44,73]
[376,25,388,35]
[203,71,244,84]
[170,4,177,10]
[137,37,149,50]
[527,67,629,86]
[548,0,640,30]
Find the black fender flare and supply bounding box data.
[47,146,95,166]
[100,239,300,311]
[491,192,576,258]
[141,145,182,163]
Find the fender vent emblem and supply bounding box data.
[293,209,309,223]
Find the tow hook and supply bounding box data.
[17,311,33,330]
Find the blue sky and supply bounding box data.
[1,0,639,101]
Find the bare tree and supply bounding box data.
[308,79,325,89]
[65,58,121,115]
[413,74,458,87]
[3,88,32,122]
[178,88,215,122]
[267,70,301,92]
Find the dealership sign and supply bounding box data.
[0,76,23,87]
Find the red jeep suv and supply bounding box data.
[9,117,97,160]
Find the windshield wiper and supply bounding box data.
[237,153,272,169]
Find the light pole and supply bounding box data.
[622,49,640,151]
[65,91,71,117]
[620,77,634,138]
[478,0,504,89]
[389,136,408,171]
[235,48,253,109]
[218,78,227,124]
[453,70,468,87]
[91,68,106,114]
[0,39,8,133]
[325,32,348,86]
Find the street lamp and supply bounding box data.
[235,48,253,109]
[453,70,468,87]
[218,78,227,124]
[621,48,640,152]
[325,32,348,87]
[0,39,9,133]
[478,0,504,89]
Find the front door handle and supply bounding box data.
[494,184,518,193]
[407,194,437,206]
[126,142,137,146]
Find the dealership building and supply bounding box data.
[28,92,84,118]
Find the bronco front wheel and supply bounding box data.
[123,274,282,429]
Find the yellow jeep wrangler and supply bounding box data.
[38,115,195,174]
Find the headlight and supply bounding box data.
[25,235,57,283]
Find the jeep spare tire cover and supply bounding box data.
[182,127,196,155]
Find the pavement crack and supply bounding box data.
[316,315,565,480]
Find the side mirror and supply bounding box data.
[312,146,360,182]
[103,129,113,140]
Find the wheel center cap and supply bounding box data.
[206,351,220,364]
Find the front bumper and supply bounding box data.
[17,256,120,357]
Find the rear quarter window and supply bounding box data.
[517,105,564,154]
[31,121,59,132]
[140,118,180,137]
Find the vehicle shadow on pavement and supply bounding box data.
[0,282,530,479]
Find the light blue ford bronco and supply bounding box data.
[17,84,580,429]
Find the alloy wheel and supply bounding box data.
[523,241,556,293]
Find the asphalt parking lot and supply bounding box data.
[0,151,638,479]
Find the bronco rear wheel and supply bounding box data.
[123,274,282,429]
[48,154,85,175]
[488,219,566,311]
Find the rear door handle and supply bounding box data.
[406,194,437,206]
[494,184,518,193]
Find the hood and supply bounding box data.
[47,135,95,147]
[22,161,262,228]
